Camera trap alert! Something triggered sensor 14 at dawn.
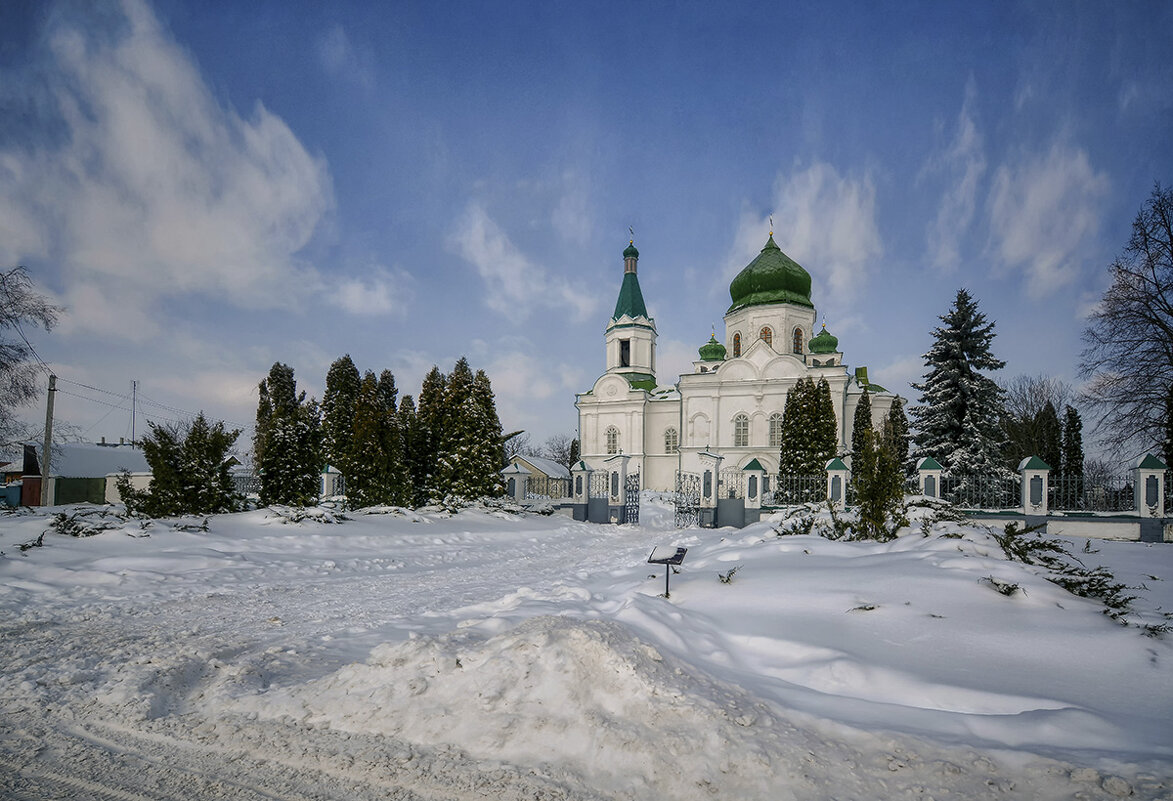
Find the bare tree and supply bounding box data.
[503,431,531,461]
[1,267,60,442]
[1081,183,1173,459]
[541,433,579,474]
[1000,374,1072,468]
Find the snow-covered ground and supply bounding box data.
[1,497,1170,800]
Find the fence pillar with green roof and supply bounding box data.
[826,457,849,511]
[1135,454,1167,518]
[500,463,530,502]
[1018,456,1051,516]
[743,459,766,523]
[916,456,944,499]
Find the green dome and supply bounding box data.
[808,323,838,354]
[623,241,639,259]
[698,333,726,361]
[728,235,813,312]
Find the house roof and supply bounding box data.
[512,454,570,479]
[29,442,150,477]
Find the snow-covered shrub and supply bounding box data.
[49,505,131,538]
[265,505,349,525]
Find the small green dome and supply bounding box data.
[808,323,838,354]
[623,241,639,259]
[728,234,813,312]
[699,334,726,361]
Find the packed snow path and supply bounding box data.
[1,502,1170,800]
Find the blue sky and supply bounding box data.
[1,0,1170,454]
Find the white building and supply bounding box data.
[576,235,898,492]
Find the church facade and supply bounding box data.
[576,235,897,492]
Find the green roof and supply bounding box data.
[1018,456,1052,471]
[728,234,814,312]
[612,272,650,321]
[623,241,639,259]
[1138,453,1169,470]
[624,373,656,391]
[698,334,726,361]
[825,457,848,471]
[742,458,766,471]
[917,456,944,471]
[808,323,839,354]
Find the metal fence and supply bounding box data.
[525,476,570,500]
[1049,474,1134,513]
[940,474,1019,510]
[718,469,744,499]
[589,471,609,498]
[765,474,825,505]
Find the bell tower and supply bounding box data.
[605,239,657,384]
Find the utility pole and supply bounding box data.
[41,374,56,506]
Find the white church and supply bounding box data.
[576,233,898,492]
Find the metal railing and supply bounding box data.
[940,474,1019,510]
[524,476,570,500]
[765,474,825,506]
[719,469,744,499]
[1049,474,1134,513]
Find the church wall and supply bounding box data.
[725,306,816,357]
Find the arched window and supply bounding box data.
[793,327,804,354]
[768,412,784,447]
[732,332,742,357]
[733,413,749,447]
[664,427,678,454]
[760,326,773,347]
[605,426,619,454]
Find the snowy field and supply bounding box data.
[1,497,1171,800]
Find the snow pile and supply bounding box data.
[1,499,1171,799]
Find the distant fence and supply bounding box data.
[525,476,570,500]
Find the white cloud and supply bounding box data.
[924,84,986,271]
[316,24,374,88]
[988,142,1110,297]
[328,268,412,317]
[451,202,597,321]
[0,0,334,337]
[721,161,882,306]
[550,171,594,246]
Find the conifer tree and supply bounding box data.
[322,355,361,474]
[347,371,389,506]
[468,369,506,498]
[1062,405,1084,479]
[851,389,872,480]
[853,423,903,541]
[911,289,1008,485]
[399,394,425,504]
[779,378,836,479]
[435,358,478,501]
[1163,384,1173,469]
[1035,401,1062,473]
[814,378,838,467]
[255,363,323,506]
[120,413,241,517]
[883,396,911,477]
[412,366,448,504]
[377,369,412,506]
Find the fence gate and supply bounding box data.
[674,471,701,528]
[625,472,640,524]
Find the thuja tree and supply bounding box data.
[322,355,361,473]
[410,366,448,505]
[911,289,1009,486]
[119,413,241,517]
[884,396,911,477]
[1035,401,1063,474]
[778,378,838,502]
[255,362,323,506]
[850,389,872,484]
[852,420,905,541]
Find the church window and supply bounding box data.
[732,332,742,357]
[733,414,749,447]
[760,327,773,347]
[664,427,678,454]
[793,327,804,354]
[768,412,784,447]
[605,426,619,454]
[619,339,631,367]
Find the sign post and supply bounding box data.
[647,546,688,598]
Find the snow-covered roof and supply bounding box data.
[512,454,570,479]
[29,442,150,477]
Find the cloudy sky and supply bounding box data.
[1,0,1170,455]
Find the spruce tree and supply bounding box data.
[911,289,1008,485]
[1035,401,1062,473]
[851,389,872,482]
[468,369,506,498]
[322,355,361,474]
[1062,405,1084,479]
